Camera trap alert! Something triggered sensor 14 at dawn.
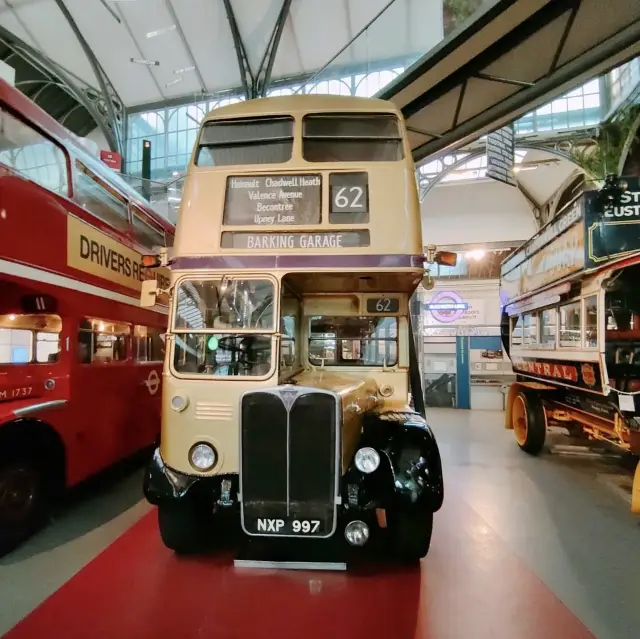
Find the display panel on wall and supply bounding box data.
[424,290,486,326]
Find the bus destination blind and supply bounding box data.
[220,230,370,250]
[224,174,322,226]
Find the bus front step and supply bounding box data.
[234,559,346,571]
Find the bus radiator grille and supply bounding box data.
[240,389,337,538]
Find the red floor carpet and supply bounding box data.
[4,492,595,639]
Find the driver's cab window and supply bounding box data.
[172,278,275,378]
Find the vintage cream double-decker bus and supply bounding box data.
[141,94,454,566]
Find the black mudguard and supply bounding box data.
[143,448,200,505]
[358,410,444,512]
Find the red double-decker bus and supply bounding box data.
[0,78,174,555]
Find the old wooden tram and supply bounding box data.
[501,177,640,512]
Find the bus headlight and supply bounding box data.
[345,520,370,546]
[189,443,217,471]
[354,447,380,474]
[171,395,189,412]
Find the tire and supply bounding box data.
[158,501,210,554]
[511,391,546,455]
[0,457,47,557]
[387,508,434,562]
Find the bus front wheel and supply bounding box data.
[511,391,546,455]
[0,457,46,557]
[387,508,433,562]
[158,501,210,554]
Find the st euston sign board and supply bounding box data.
[584,177,640,268]
[223,174,322,226]
[500,178,640,305]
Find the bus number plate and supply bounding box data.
[256,518,322,535]
[366,298,400,313]
[330,172,369,214]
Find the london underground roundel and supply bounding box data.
[425,291,469,323]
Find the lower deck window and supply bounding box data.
[134,326,165,362]
[308,316,397,367]
[584,295,598,348]
[539,308,557,346]
[559,302,581,347]
[78,319,130,364]
[0,314,61,364]
[173,333,272,377]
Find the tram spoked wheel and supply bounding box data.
[387,508,433,562]
[0,458,45,557]
[512,391,547,455]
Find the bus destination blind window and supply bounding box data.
[223,174,322,226]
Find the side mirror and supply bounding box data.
[434,251,457,267]
[421,273,435,290]
[141,279,158,307]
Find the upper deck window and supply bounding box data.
[302,113,404,162]
[131,205,166,250]
[74,160,129,232]
[0,106,69,196]
[195,116,294,167]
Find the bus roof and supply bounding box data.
[203,94,402,122]
[0,78,173,233]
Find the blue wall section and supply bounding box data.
[455,336,470,409]
[470,336,502,351]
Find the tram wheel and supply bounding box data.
[512,391,546,455]
[387,508,433,562]
[0,457,46,557]
[158,501,211,554]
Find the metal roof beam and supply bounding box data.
[411,17,640,162]
[165,0,207,93]
[0,25,113,145]
[255,0,293,97]
[295,0,398,93]
[223,0,256,99]
[53,0,124,154]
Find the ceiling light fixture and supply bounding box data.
[174,66,195,75]
[166,77,183,88]
[147,25,176,38]
[131,57,160,66]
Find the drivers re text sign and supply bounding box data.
[66,216,170,297]
[223,174,322,226]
